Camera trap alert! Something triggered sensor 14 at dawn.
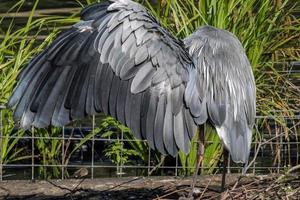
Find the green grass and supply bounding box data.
[0,0,80,177]
[138,0,300,174]
[0,0,299,177]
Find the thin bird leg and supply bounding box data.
[221,147,229,191]
[188,124,205,197]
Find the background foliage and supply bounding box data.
[0,0,299,178]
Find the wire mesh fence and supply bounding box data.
[0,105,299,181]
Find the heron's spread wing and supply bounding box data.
[8,0,198,156]
[184,26,256,163]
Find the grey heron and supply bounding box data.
[7,0,256,194]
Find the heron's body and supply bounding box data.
[8,0,256,165]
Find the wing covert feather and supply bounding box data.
[8,0,201,157]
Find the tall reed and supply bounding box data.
[136,0,300,173]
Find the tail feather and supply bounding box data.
[216,119,252,163]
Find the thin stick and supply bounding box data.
[154,188,188,200]
[100,177,144,193]
[199,171,218,199]
[221,176,242,200]
[245,130,286,173]
[148,155,165,176]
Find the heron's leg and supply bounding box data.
[221,148,229,191]
[188,124,205,197]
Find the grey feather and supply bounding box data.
[122,19,132,43]
[171,85,184,115]
[184,108,197,140]
[109,47,123,72]
[120,57,137,80]
[121,33,135,53]
[129,40,139,59]
[163,92,177,156]
[181,109,191,154]
[118,10,133,21]
[185,25,256,163]
[174,109,188,154]
[131,62,155,93]
[134,45,148,65]
[8,53,47,109]
[101,66,114,114]
[154,92,167,154]
[135,27,148,45]
[8,0,209,159]
[108,75,121,118]
[94,63,107,112]
[13,61,52,121]
[100,30,116,63]
[152,67,168,85]
[125,79,134,127]
[130,20,144,31]
[70,63,90,119]
[148,41,162,58]
[51,65,78,127]
[107,12,122,32]
[129,93,142,139]
[97,28,110,53]
[85,57,99,115]
[146,92,158,150]
[34,66,71,127]
[116,80,129,125]
[140,91,150,139]
[31,67,64,126]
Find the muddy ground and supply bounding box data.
[0,174,299,199]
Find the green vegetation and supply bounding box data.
[100,117,150,175]
[35,127,62,179]
[0,0,299,178]
[0,0,79,178]
[140,0,300,175]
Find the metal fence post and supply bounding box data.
[0,105,5,181]
[279,124,283,174]
[175,155,178,177]
[31,126,35,181]
[91,115,95,179]
[62,126,65,180]
[120,125,124,177]
[147,146,151,176]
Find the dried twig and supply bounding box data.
[148,155,166,176]
[198,177,212,199]
[100,177,144,193]
[154,187,189,200]
[70,178,86,193]
[199,170,219,199]
[274,164,300,184]
[47,180,72,192]
[245,130,286,173]
[46,177,87,197]
[221,176,242,200]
